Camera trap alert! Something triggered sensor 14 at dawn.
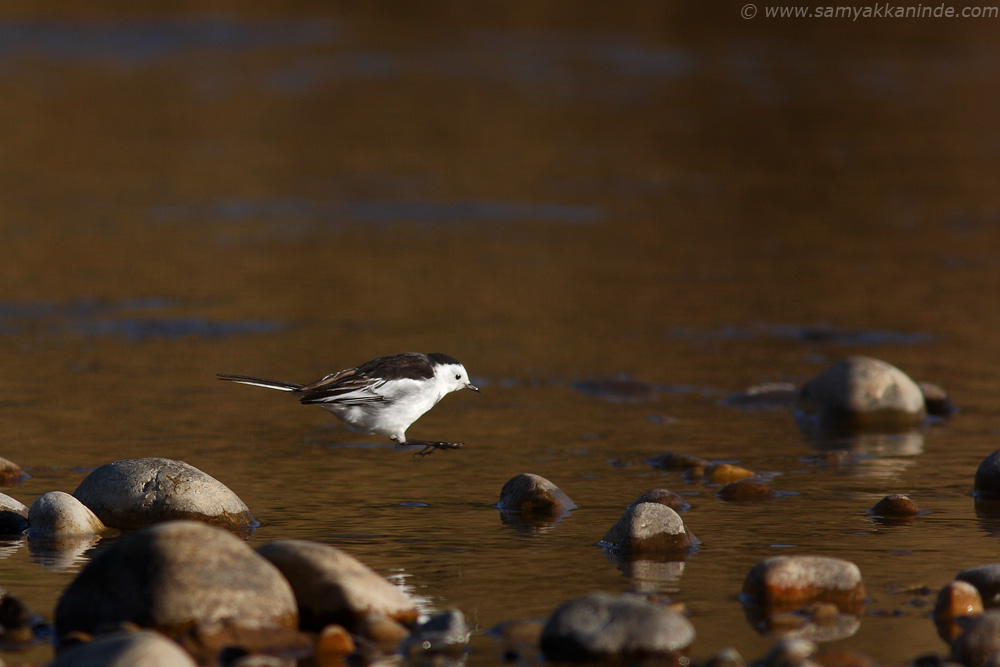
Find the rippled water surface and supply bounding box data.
[2,3,1000,664]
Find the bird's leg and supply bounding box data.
[404,440,464,457]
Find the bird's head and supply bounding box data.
[429,354,479,394]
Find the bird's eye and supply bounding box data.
[455,374,461,380]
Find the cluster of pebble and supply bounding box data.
[1,355,997,667]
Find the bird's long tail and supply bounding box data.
[217,374,303,392]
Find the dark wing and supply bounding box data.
[296,367,387,406]
[353,352,435,381]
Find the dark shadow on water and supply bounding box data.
[0,299,286,341]
[150,198,602,226]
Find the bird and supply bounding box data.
[218,352,479,456]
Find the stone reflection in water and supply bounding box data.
[603,549,689,594]
[741,555,867,643]
[28,533,103,570]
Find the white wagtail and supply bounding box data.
[218,352,479,456]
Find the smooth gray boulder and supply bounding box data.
[52,630,197,667]
[55,520,297,640]
[27,491,107,538]
[72,458,255,531]
[794,357,926,432]
[540,592,694,661]
[257,539,418,632]
[600,503,696,554]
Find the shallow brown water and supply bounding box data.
[2,3,1000,665]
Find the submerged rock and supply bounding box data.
[0,492,28,535]
[629,489,689,513]
[72,458,255,532]
[600,503,696,554]
[706,464,756,485]
[0,457,28,486]
[868,494,920,518]
[27,491,108,538]
[55,520,297,640]
[498,473,576,518]
[718,479,779,502]
[795,357,926,433]
[52,630,198,667]
[540,592,694,661]
[918,381,956,418]
[256,539,418,633]
[645,451,710,472]
[742,556,866,614]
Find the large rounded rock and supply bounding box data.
[498,473,576,517]
[52,630,197,667]
[540,592,694,661]
[794,357,926,432]
[742,556,866,614]
[27,491,107,538]
[256,539,418,632]
[952,610,1000,667]
[0,492,28,535]
[600,503,696,554]
[72,458,255,531]
[974,452,1000,503]
[55,520,297,640]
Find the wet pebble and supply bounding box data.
[72,457,256,532]
[742,556,866,614]
[0,492,28,535]
[540,592,694,662]
[314,625,355,665]
[497,473,576,517]
[0,457,27,486]
[27,491,108,538]
[718,478,779,502]
[256,539,418,633]
[868,494,921,518]
[600,502,696,554]
[51,629,199,667]
[951,610,1000,667]
[795,356,926,433]
[707,463,756,485]
[646,451,710,472]
[935,580,983,642]
[55,520,298,641]
[630,489,689,513]
[919,381,956,418]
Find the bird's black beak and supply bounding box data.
[466,383,480,392]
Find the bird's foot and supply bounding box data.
[405,440,464,457]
